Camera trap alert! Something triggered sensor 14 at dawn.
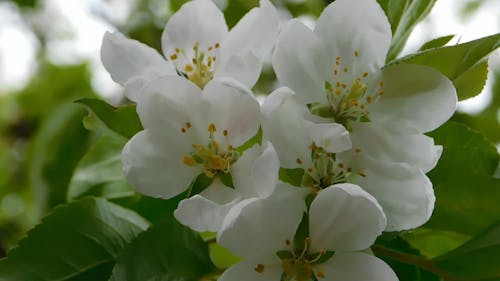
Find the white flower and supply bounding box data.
[272,0,457,173]
[174,141,281,232]
[262,87,435,231]
[217,183,398,281]
[101,0,278,101]
[121,76,260,200]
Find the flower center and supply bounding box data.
[169,42,220,88]
[310,51,384,130]
[182,122,238,178]
[296,143,366,191]
[274,238,332,280]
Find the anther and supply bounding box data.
[223,129,228,136]
[379,80,384,87]
[215,43,220,48]
[362,72,369,78]
[366,96,373,103]
[181,128,186,133]
[359,172,367,177]
[343,67,348,73]
[296,158,303,165]
[184,64,194,72]
[183,155,196,166]
[285,239,291,245]
[169,54,178,60]
[208,123,217,132]
[185,122,192,128]
[354,50,359,57]
[378,90,385,96]
[355,148,361,154]
[254,264,265,273]
[347,167,352,173]
[175,48,180,53]
[316,270,326,278]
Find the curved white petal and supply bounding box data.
[137,75,204,137]
[272,20,331,104]
[215,51,261,89]
[174,180,241,232]
[217,0,278,88]
[262,87,351,168]
[309,183,386,253]
[314,0,391,76]
[219,260,282,281]
[101,32,175,88]
[345,154,435,231]
[350,122,442,172]
[202,78,260,147]
[232,142,279,198]
[161,0,228,57]
[122,130,200,199]
[319,252,398,281]
[218,184,306,260]
[369,63,457,133]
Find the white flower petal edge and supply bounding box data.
[100,32,176,101]
[272,20,331,104]
[321,252,398,281]
[314,0,392,76]
[216,0,279,88]
[309,183,386,253]
[370,63,458,134]
[261,87,351,168]
[343,153,435,231]
[350,122,442,173]
[174,180,241,232]
[218,183,307,260]
[161,0,228,55]
[122,130,200,199]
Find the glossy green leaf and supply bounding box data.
[395,33,500,100]
[383,0,437,62]
[109,216,214,281]
[433,222,500,280]
[418,35,455,51]
[67,132,133,200]
[0,198,149,281]
[405,228,470,258]
[426,122,500,236]
[77,98,143,139]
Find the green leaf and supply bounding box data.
[426,122,500,236]
[0,198,149,281]
[433,222,500,280]
[418,35,455,51]
[209,243,241,269]
[279,167,304,187]
[109,216,214,281]
[67,132,133,200]
[383,0,437,62]
[405,228,470,258]
[395,33,500,100]
[77,98,143,139]
[27,104,92,209]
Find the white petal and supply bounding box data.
[218,184,306,260]
[137,75,203,136]
[219,260,282,281]
[319,252,398,281]
[369,63,457,133]
[272,20,331,104]
[309,183,386,253]
[215,51,261,89]
[261,87,351,168]
[350,122,442,172]
[314,0,391,76]
[346,154,435,231]
[202,78,260,147]
[174,181,241,232]
[232,142,279,198]
[101,32,175,87]
[217,0,279,88]
[122,130,200,199]
[161,0,228,57]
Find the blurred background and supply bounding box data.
[0,0,498,256]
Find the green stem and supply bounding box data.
[371,245,459,281]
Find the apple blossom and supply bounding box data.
[272,0,457,173]
[122,75,260,200]
[101,0,278,101]
[217,183,398,281]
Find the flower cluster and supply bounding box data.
[101,0,457,280]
